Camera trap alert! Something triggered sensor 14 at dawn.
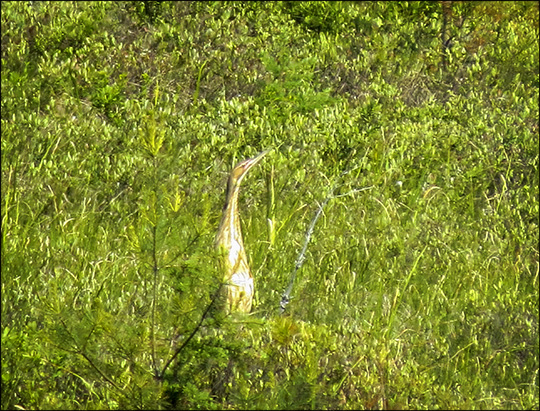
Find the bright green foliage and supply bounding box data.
[2,1,538,409]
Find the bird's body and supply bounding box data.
[215,150,268,313]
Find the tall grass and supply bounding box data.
[2,1,538,409]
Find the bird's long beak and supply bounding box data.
[245,148,270,169]
[252,148,270,163]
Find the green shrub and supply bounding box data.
[2,1,538,409]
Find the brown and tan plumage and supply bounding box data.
[215,150,269,313]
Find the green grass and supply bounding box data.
[2,1,538,409]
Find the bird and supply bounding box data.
[215,149,269,313]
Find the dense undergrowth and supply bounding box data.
[1,1,538,409]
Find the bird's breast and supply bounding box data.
[230,272,254,290]
[228,237,241,266]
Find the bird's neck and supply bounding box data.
[219,181,243,243]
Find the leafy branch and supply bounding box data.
[155,284,223,381]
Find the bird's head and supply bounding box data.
[229,149,270,187]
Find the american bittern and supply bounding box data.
[215,149,269,313]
